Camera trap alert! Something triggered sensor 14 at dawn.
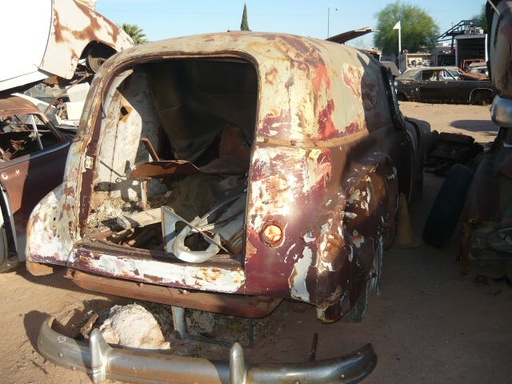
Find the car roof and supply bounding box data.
[404,66,459,72]
[397,66,460,79]
[0,95,42,116]
[89,31,394,143]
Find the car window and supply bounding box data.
[447,68,461,79]
[0,113,61,161]
[397,69,418,80]
[422,70,437,81]
[438,69,457,81]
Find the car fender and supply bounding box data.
[315,153,398,322]
[26,182,78,275]
[40,0,133,80]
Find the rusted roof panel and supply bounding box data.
[0,96,43,116]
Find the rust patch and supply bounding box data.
[346,121,362,135]
[313,65,331,92]
[261,109,292,137]
[53,10,64,43]
[318,99,336,140]
[265,67,279,85]
[342,64,363,98]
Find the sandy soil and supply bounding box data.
[1,102,511,384]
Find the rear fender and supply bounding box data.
[315,154,398,322]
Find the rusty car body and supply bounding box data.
[0,96,70,271]
[395,66,495,104]
[458,0,512,273]
[0,0,132,93]
[25,31,430,382]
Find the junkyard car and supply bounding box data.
[395,66,494,104]
[26,31,430,382]
[0,96,70,272]
[458,0,512,273]
[0,0,132,93]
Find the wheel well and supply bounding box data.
[396,91,409,101]
[469,88,494,105]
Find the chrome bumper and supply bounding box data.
[38,317,377,383]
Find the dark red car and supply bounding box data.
[26,31,431,383]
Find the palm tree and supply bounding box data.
[122,23,148,45]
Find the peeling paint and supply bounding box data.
[25,31,430,323]
[40,0,132,80]
[352,230,365,248]
[289,247,313,301]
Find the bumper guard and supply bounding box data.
[38,317,377,383]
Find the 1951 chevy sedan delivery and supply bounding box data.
[25,31,430,383]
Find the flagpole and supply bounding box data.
[393,21,402,70]
[398,23,401,56]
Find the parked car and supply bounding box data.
[0,0,132,94]
[395,66,494,104]
[468,63,489,77]
[25,31,430,383]
[460,58,486,72]
[0,96,70,272]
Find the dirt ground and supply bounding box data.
[2,102,512,384]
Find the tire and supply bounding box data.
[470,90,493,105]
[422,164,474,248]
[343,285,368,323]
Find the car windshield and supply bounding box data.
[447,68,461,79]
[0,112,60,161]
[397,69,419,80]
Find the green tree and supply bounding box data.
[374,2,439,55]
[240,3,251,31]
[122,23,148,45]
[471,5,487,33]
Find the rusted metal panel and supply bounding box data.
[26,31,429,323]
[41,0,133,79]
[67,241,246,293]
[0,0,133,93]
[0,96,69,265]
[67,269,281,318]
[0,97,45,115]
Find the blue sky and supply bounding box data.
[96,0,487,48]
